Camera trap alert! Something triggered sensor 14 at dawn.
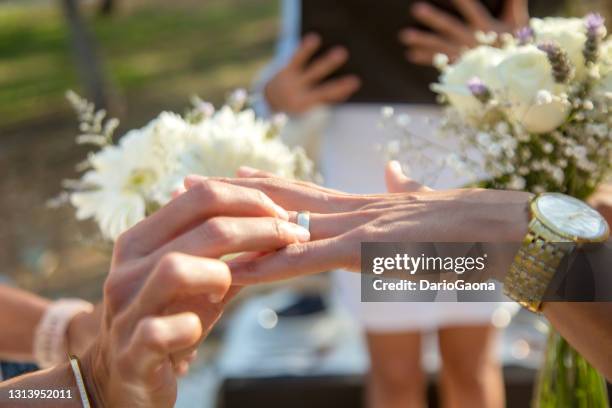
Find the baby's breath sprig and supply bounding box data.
[66,90,119,147]
[185,95,215,124]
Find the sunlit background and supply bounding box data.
[1,0,611,407]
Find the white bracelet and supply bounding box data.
[34,299,94,368]
[69,355,92,408]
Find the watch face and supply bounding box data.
[535,193,609,241]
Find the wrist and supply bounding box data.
[79,345,107,408]
[461,190,532,283]
[0,363,80,407]
[263,82,281,114]
[67,306,99,356]
[463,190,532,242]
[34,299,94,368]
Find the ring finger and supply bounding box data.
[150,216,312,265]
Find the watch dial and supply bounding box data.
[536,193,609,240]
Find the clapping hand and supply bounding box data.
[399,0,529,65]
[265,33,361,114]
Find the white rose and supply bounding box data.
[495,45,570,134]
[433,46,505,120]
[530,17,586,79]
[596,71,612,94]
[602,40,612,64]
[591,41,612,95]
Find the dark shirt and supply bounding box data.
[301,0,559,104]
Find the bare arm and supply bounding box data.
[0,364,82,407]
[0,285,101,363]
[0,286,49,362]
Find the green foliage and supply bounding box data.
[0,0,278,128]
[534,330,609,408]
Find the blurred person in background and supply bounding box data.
[254,1,560,407]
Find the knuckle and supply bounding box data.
[218,261,232,284]
[238,260,259,284]
[137,318,167,354]
[272,218,285,240]
[158,252,183,274]
[282,244,306,267]
[157,253,189,288]
[254,190,271,208]
[201,218,231,246]
[114,230,138,260]
[209,260,232,291]
[191,180,222,202]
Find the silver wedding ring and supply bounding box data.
[296,211,311,232]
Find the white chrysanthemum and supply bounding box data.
[70,112,193,240]
[176,107,310,182]
[70,105,314,241]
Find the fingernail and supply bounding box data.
[237,166,259,177]
[389,160,402,173]
[283,223,311,242]
[171,186,187,199]
[403,29,418,42]
[209,293,224,304]
[184,175,205,189]
[304,33,321,46]
[347,76,362,88]
[272,203,290,220]
[331,47,348,59]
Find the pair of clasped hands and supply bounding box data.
[73,162,530,408]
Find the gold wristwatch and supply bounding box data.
[504,193,609,312]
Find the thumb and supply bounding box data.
[384,161,432,193]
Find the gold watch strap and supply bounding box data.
[504,217,574,312]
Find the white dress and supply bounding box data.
[319,104,502,332]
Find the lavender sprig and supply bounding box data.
[538,42,574,84]
[584,13,607,64]
[516,26,534,45]
[467,77,491,104]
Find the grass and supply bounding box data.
[0,0,279,129]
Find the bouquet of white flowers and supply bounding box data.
[385,14,611,198]
[384,14,611,408]
[62,90,315,241]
